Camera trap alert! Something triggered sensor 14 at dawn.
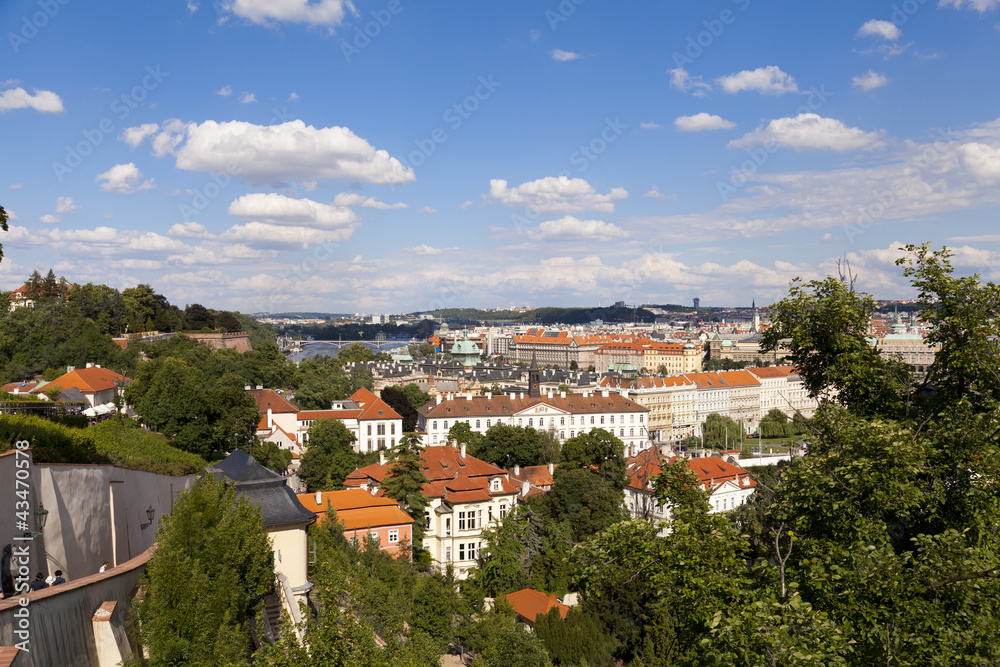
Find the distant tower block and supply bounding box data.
[693,297,701,309]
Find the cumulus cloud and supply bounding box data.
[40,214,61,224]
[668,68,712,97]
[221,0,354,26]
[142,119,414,186]
[0,87,64,114]
[419,206,437,214]
[958,142,1000,181]
[239,92,257,104]
[216,85,233,96]
[644,186,676,201]
[728,114,886,152]
[487,176,628,214]
[640,122,663,130]
[852,70,889,92]
[167,221,217,239]
[716,66,798,95]
[119,123,159,148]
[331,192,407,209]
[457,200,473,210]
[55,196,79,214]
[95,163,155,194]
[857,19,901,41]
[526,216,630,241]
[674,113,736,132]
[551,49,581,61]
[228,193,358,227]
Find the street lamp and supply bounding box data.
[140,505,155,530]
[25,504,48,538]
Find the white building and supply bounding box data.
[297,387,404,453]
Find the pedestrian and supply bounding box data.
[29,573,48,592]
[52,570,66,585]
[99,561,110,573]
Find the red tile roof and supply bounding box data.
[626,449,756,494]
[351,387,402,421]
[504,588,570,624]
[297,490,414,529]
[418,392,648,419]
[35,367,130,394]
[247,388,299,414]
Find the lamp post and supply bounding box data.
[24,504,48,539]
[140,505,156,530]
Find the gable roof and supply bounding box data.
[350,387,402,421]
[417,392,648,419]
[626,449,756,494]
[297,489,414,530]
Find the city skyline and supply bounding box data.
[2,0,1000,313]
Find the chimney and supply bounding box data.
[602,390,610,398]
[514,464,520,476]
[521,480,530,498]
[466,393,472,401]
[267,408,273,429]
[86,362,94,368]
[548,462,554,475]
[436,395,442,405]
[486,392,492,399]
[661,444,669,457]
[560,391,566,399]
[314,490,322,506]
[461,443,466,459]
[379,450,386,466]
[256,385,263,390]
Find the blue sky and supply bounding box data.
[2,0,1000,314]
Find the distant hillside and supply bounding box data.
[416,305,663,324]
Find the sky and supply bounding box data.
[2,0,1000,315]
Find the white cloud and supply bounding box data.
[716,66,798,95]
[674,112,736,132]
[940,0,1000,9]
[640,122,662,130]
[221,0,354,26]
[958,142,1000,181]
[9,183,23,189]
[95,163,155,194]
[0,87,64,114]
[406,245,443,255]
[526,216,630,241]
[228,193,358,227]
[239,92,257,104]
[551,49,581,61]
[220,221,355,248]
[40,214,61,224]
[215,85,233,96]
[148,119,414,185]
[668,68,712,97]
[419,206,437,214]
[857,19,902,41]
[288,92,299,101]
[331,192,407,209]
[167,222,217,239]
[488,176,628,214]
[728,114,886,152]
[852,70,889,92]
[187,1,199,13]
[119,123,159,148]
[55,196,79,214]
[458,200,473,210]
[644,186,676,201]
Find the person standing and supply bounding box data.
[52,570,66,585]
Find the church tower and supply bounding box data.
[528,350,541,399]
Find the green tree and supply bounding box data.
[0,204,8,263]
[381,434,430,548]
[702,413,744,449]
[471,423,545,469]
[338,342,375,364]
[210,371,259,452]
[447,420,483,449]
[402,383,431,411]
[534,606,615,667]
[547,466,625,542]
[348,365,374,393]
[559,428,627,490]
[122,284,157,333]
[299,419,358,491]
[184,303,215,330]
[135,476,274,667]
[381,386,419,431]
[251,440,293,473]
[125,357,216,457]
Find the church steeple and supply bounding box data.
[528,349,541,399]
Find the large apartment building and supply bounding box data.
[507,329,649,368]
[297,388,404,454]
[344,443,520,578]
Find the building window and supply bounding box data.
[445,546,452,562]
[499,504,507,519]
[560,431,565,439]
[444,421,448,430]
[367,439,373,451]
[459,544,466,561]
[369,531,379,544]
[378,424,386,436]
[388,529,399,543]
[476,420,481,428]
[528,418,533,426]
[391,423,396,435]
[378,438,385,449]
[600,416,605,424]
[620,429,624,437]
[458,511,466,531]
[630,428,634,436]
[590,416,595,424]
[445,517,452,535]
[488,506,493,522]
[433,421,438,430]
[486,420,491,428]
[468,542,478,560]
[610,415,614,423]
[560,417,565,425]
[367,424,372,436]
[640,415,644,423]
